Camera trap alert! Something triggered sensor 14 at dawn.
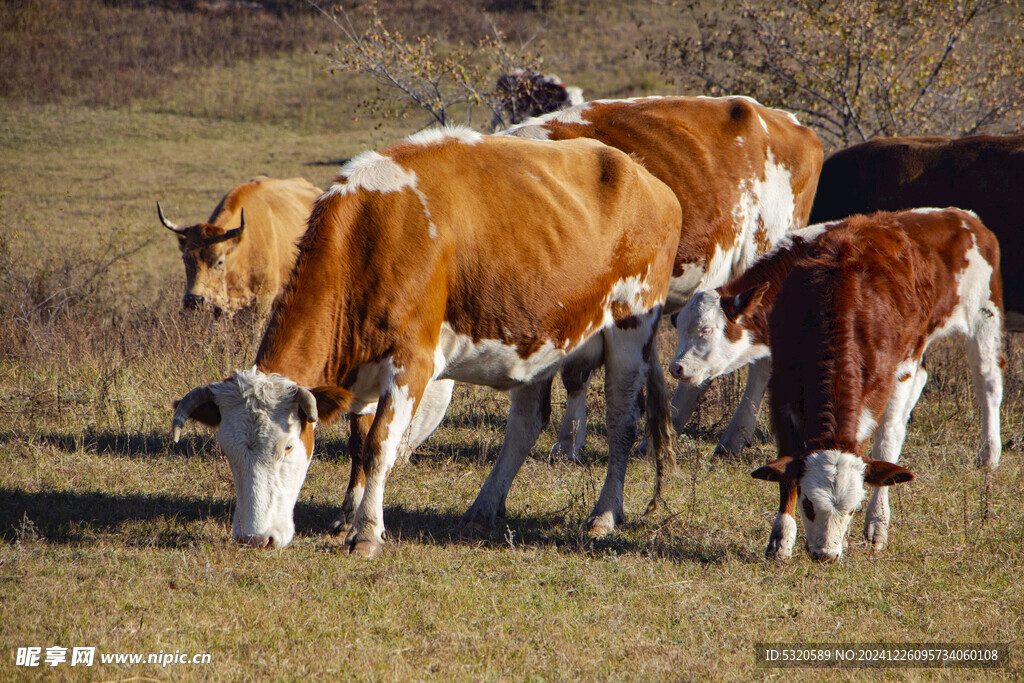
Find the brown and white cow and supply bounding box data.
[809,134,1024,331]
[501,95,823,458]
[158,176,321,317]
[687,209,1004,561]
[170,128,681,556]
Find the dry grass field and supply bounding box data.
[2,1,1023,680]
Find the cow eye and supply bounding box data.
[214,258,225,271]
[699,326,714,337]
[284,442,294,452]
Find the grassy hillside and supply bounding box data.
[1,1,1023,679]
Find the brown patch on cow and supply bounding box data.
[524,96,822,286]
[897,372,912,382]
[801,496,816,522]
[611,301,640,329]
[299,419,315,460]
[753,215,770,255]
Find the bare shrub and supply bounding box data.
[647,0,1024,151]
[315,0,561,129]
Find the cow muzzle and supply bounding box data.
[238,533,275,549]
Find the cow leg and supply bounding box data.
[549,367,594,463]
[399,378,455,463]
[457,378,553,532]
[329,412,374,536]
[864,365,927,552]
[766,480,799,561]
[966,314,1004,468]
[715,357,771,456]
[344,368,429,558]
[587,319,655,536]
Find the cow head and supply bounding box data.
[158,202,247,315]
[752,451,913,561]
[668,283,769,384]
[171,368,351,548]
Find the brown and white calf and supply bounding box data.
[810,134,1024,331]
[500,95,823,458]
[158,176,322,317]
[170,128,681,556]
[677,209,1004,561]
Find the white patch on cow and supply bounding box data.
[405,125,483,147]
[553,102,593,125]
[328,151,418,197]
[856,407,878,442]
[566,86,585,106]
[434,323,568,390]
[766,223,830,255]
[800,450,866,561]
[669,289,768,385]
[756,113,769,134]
[211,368,315,548]
[431,271,656,390]
[735,136,744,146]
[729,149,797,271]
[498,123,552,140]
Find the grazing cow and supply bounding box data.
[684,209,1003,561]
[170,128,681,556]
[809,134,1024,332]
[158,176,321,317]
[502,95,823,458]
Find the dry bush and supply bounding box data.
[316,0,552,129]
[647,0,1024,151]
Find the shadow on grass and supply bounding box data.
[0,430,352,462]
[0,486,338,548]
[1,485,751,564]
[379,503,751,567]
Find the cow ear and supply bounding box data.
[175,399,221,428]
[721,283,769,323]
[752,456,802,482]
[863,460,914,487]
[669,311,680,328]
[309,386,354,426]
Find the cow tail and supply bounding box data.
[644,349,676,515]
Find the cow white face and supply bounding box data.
[669,286,768,384]
[212,374,315,548]
[754,451,914,561]
[172,369,351,548]
[797,450,867,561]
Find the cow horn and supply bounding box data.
[207,209,246,244]
[171,384,217,443]
[157,202,182,232]
[297,386,318,424]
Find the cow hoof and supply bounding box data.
[455,519,488,538]
[864,521,888,553]
[455,508,495,537]
[586,513,617,538]
[347,540,383,559]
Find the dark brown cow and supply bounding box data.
[739,209,1005,561]
[170,127,681,557]
[809,135,1023,331]
[503,96,823,458]
[158,176,321,317]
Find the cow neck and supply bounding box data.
[254,194,357,388]
[771,262,864,459]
